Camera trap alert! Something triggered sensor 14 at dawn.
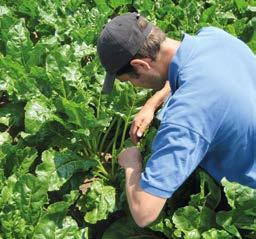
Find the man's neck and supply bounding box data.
[156,37,181,80]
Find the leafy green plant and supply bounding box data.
[0,0,255,238]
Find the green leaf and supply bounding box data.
[173,206,200,232]
[149,216,174,238]
[33,216,86,239]
[218,206,256,232]
[77,180,116,224]
[200,5,217,23]
[33,190,84,238]
[13,174,48,224]
[36,149,97,191]
[221,178,256,209]
[248,6,256,13]
[62,65,82,84]
[37,194,78,226]
[6,19,33,64]
[93,0,111,13]
[0,210,31,238]
[233,212,256,231]
[58,97,91,129]
[29,66,53,97]
[0,142,37,177]
[0,174,17,209]
[103,216,163,239]
[202,228,233,239]
[198,206,216,232]
[184,229,201,239]
[57,97,109,130]
[0,116,9,126]
[74,42,95,59]
[0,168,5,190]
[234,0,248,13]
[217,178,256,236]
[216,211,242,238]
[108,0,129,9]
[13,146,38,176]
[16,0,39,18]
[189,170,221,210]
[0,57,41,100]
[172,205,215,237]
[0,6,10,17]
[0,132,11,145]
[248,30,256,53]
[25,96,56,134]
[45,51,70,97]
[0,102,24,128]
[26,43,47,68]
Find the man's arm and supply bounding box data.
[118,147,167,227]
[130,81,171,144]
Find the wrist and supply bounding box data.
[124,163,142,173]
[144,98,160,111]
[147,81,171,110]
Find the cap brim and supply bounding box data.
[102,72,116,94]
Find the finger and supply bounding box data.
[137,121,149,138]
[129,124,136,145]
[131,120,140,137]
[129,126,139,145]
[130,121,141,145]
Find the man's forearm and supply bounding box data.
[125,167,142,204]
[125,167,147,226]
[119,147,167,228]
[125,166,162,227]
[145,81,171,110]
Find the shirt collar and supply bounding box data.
[168,33,195,94]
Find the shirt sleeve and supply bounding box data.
[140,122,210,199]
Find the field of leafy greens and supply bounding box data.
[0,0,256,238]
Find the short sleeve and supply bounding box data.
[140,122,210,198]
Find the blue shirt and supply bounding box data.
[140,27,256,198]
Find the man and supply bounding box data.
[97,12,256,227]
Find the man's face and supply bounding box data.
[117,69,166,91]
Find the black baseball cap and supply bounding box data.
[97,12,153,93]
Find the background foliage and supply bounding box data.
[0,0,255,238]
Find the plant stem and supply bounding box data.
[96,93,101,118]
[105,136,115,154]
[120,93,136,149]
[82,148,89,157]
[99,117,117,153]
[120,118,129,149]
[111,117,122,176]
[96,160,109,178]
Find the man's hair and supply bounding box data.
[116,16,166,77]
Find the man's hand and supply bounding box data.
[118,146,167,227]
[118,147,142,171]
[130,81,171,145]
[129,105,155,145]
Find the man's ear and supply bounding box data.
[130,58,151,72]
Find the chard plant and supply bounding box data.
[0,0,255,238]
